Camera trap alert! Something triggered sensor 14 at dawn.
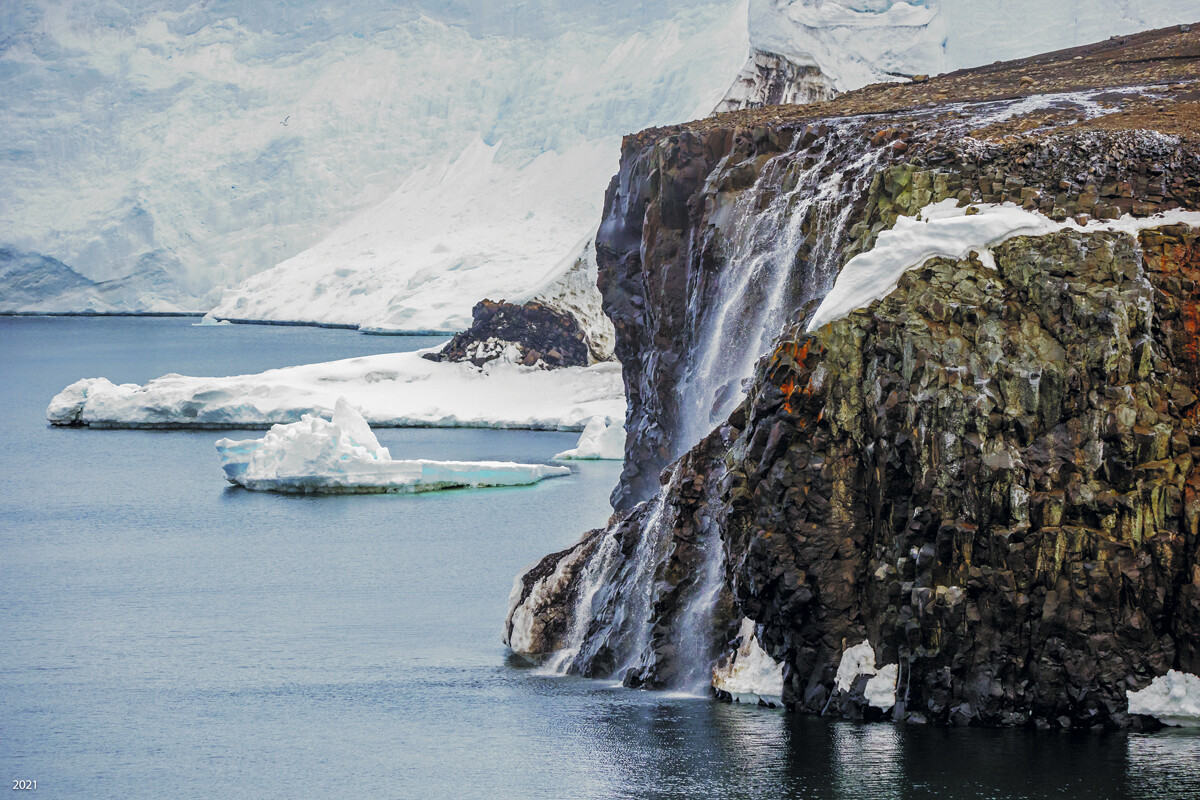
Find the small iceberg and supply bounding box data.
[215,397,570,494]
[1127,670,1200,727]
[192,312,231,326]
[553,415,625,460]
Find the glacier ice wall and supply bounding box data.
[0,0,750,311]
[748,0,1200,91]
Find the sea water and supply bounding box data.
[1,317,1196,800]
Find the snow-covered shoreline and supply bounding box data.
[47,348,625,431]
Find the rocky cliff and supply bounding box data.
[507,24,1200,728]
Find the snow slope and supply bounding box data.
[1,0,750,314]
[210,139,616,333]
[208,3,750,331]
[46,347,624,430]
[747,0,1200,93]
[808,203,1200,332]
[215,397,570,493]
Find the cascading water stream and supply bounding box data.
[545,466,683,681]
[679,128,883,452]
[670,477,729,694]
[542,128,889,691]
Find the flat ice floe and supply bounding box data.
[216,398,570,494]
[553,415,625,460]
[47,347,625,431]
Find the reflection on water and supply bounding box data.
[832,722,904,800]
[2,318,1199,800]
[1127,732,1200,799]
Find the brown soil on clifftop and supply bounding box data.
[634,21,1200,145]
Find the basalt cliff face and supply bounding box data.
[507,24,1200,728]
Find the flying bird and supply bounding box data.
[280,116,290,127]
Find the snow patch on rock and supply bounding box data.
[1127,670,1200,728]
[553,415,626,461]
[514,235,617,363]
[712,617,785,706]
[834,640,897,710]
[47,349,624,431]
[215,397,569,494]
[808,202,1200,332]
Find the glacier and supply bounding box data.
[215,397,570,493]
[746,0,1200,93]
[46,346,624,430]
[1,0,750,316]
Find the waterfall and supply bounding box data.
[678,127,883,452]
[671,478,729,694]
[545,466,683,683]
[540,127,888,691]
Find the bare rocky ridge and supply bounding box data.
[506,24,1200,728]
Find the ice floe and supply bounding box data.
[47,347,624,430]
[1127,670,1200,728]
[216,397,570,494]
[553,415,625,461]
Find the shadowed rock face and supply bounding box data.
[509,26,1200,727]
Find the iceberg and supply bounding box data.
[1127,670,1200,728]
[47,347,624,431]
[216,398,570,494]
[553,415,625,460]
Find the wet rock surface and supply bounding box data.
[724,225,1200,728]
[511,27,1200,727]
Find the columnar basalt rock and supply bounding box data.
[724,226,1200,728]
[509,27,1200,727]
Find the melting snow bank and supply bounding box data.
[553,415,625,460]
[835,641,898,710]
[1127,671,1200,728]
[216,398,569,494]
[711,618,785,707]
[807,203,1200,332]
[47,349,624,430]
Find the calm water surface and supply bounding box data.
[1,317,1198,799]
